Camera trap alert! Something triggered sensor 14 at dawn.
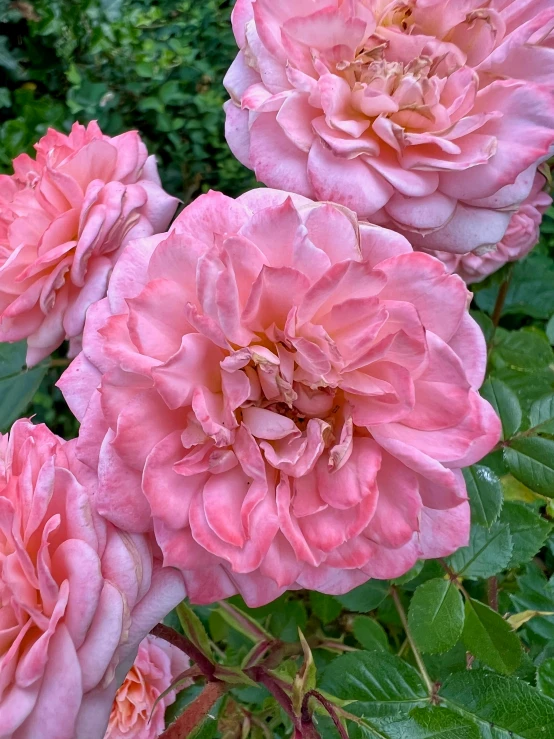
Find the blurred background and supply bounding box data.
[0,0,257,200]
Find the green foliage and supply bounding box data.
[462,598,522,675]
[447,521,514,579]
[463,465,504,527]
[408,579,464,655]
[335,580,389,612]
[440,670,554,738]
[1,0,257,200]
[481,377,522,441]
[351,616,390,652]
[0,341,49,431]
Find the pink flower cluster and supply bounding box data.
[429,171,552,283]
[59,190,500,607]
[105,635,189,739]
[5,0,551,728]
[224,0,554,254]
[0,420,185,738]
[0,122,178,366]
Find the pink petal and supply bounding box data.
[308,140,394,217]
[249,114,315,198]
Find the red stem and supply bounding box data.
[302,691,348,739]
[151,623,216,679]
[249,666,302,732]
[160,681,226,739]
[488,577,499,611]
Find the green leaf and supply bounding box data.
[352,616,389,652]
[216,601,273,643]
[309,592,342,625]
[212,664,258,688]
[270,600,307,643]
[0,342,49,432]
[501,473,543,505]
[510,565,554,641]
[546,314,554,345]
[176,602,213,659]
[499,502,552,567]
[0,35,23,74]
[504,437,554,497]
[440,670,554,738]
[475,253,554,320]
[189,714,219,739]
[491,328,554,372]
[319,651,427,718]
[463,465,503,527]
[392,561,424,586]
[494,367,554,414]
[462,599,522,675]
[529,394,554,435]
[408,579,464,655]
[406,707,479,739]
[0,87,11,108]
[336,580,389,613]
[321,707,480,739]
[537,657,554,699]
[481,377,522,440]
[447,522,513,579]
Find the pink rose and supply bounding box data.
[59,189,500,608]
[0,122,178,366]
[0,419,185,739]
[224,0,554,254]
[428,171,553,283]
[105,635,189,739]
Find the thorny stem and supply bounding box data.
[302,691,349,739]
[242,638,275,669]
[391,587,434,697]
[260,640,302,670]
[250,666,302,732]
[491,264,514,327]
[159,681,226,739]
[150,623,217,680]
[488,263,514,349]
[314,640,358,654]
[438,559,472,601]
[153,623,353,738]
[493,420,554,452]
[488,576,499,611]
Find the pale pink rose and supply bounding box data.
[0,122,178,366]
[428,171,552,283]
[0,419,186,739]
[105,635,189,739]
[59,190,500,608]
[224,0,554,254]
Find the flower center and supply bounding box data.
[378,1,415,31]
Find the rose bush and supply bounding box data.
[59,188,500,608]
[0,122,178,366]
[0,419,185,739]
[105,635,189,739]
[224,0,554,254]
[428,170,553,283]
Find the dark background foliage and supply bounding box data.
[0,0,258,199]
[2,2,554,737]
